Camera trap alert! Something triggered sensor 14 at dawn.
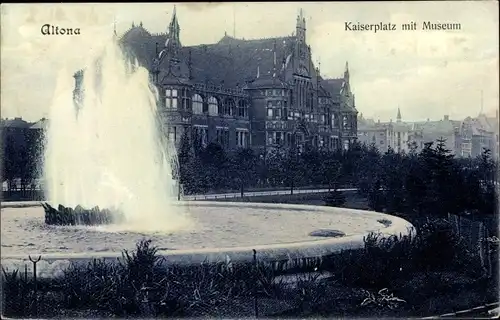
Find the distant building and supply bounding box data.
[412,115,461,155]
[74,7,358,154]
[357,117,388,152]
[476,111,499,158]
[460,113,498,158]
[1,117,33,150]
[357,108,412,153]
[357,109,499,159]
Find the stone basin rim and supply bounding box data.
[1,202,415,263]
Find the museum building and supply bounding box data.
[74,7,358,153]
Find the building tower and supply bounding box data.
[295,8,307,59]
[344,61,350,83]
[397,107,402,123]
[165,5,181,56]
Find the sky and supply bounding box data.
[1,1,499,123]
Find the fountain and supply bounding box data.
[1,36,415,278]
[41,39,190,232]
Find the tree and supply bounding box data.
[283,143,306,193]
[2,134,19,191]
[320,151,342,191]
[368,179,384,212]
[356,143,381,196]
[380,147,405,214]
[476,148,498,215]
[341,140,364,187]
[419,138,457,217]
[177,131,196,194]
[403,147,427,215]
[300,147,322,186]
[198,143,230,191]
[230,148,257,196]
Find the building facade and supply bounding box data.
[357,108,412,153]
[460,114,498,158]
[74,7,358,154]
[357,109,499,159]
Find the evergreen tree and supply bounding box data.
[476,148,498,215]
[356,143,381,196]
[419,138,456,217]
[368,179,384,212]
[404,147,427,215]
[381,147,405,214]
[177,131,194,194]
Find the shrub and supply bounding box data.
[323,190,346,207]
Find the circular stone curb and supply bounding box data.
[1,202,415,278]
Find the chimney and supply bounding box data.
[444,115,449,121]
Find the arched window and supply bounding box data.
[192,94,203,114]
[223,98,235,116]
[208,96,218,116]
[238,100,248,118]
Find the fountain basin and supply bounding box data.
[1,202,414,278]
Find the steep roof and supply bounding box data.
[118,23,354,110]
[120,27,297,88]
[321,78,344,97]
[476,113,497,133]
[413,120,458,135]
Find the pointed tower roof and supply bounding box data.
[164,4,182,55]
[296,8,306,30]
[344,61,349,77]
[169,4,179,30]
[397,107,402,122]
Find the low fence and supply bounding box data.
[447,213,499,279]
[0,249,325,318]
[1,190,44,202]
[1,187,347,203]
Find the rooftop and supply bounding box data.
[118,18,351,107]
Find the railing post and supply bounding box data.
[29,255,41,316]
[253,249,259,318]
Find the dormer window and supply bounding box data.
[343,115,349,129]
[181,88,190,111]
[165,89,178,109]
